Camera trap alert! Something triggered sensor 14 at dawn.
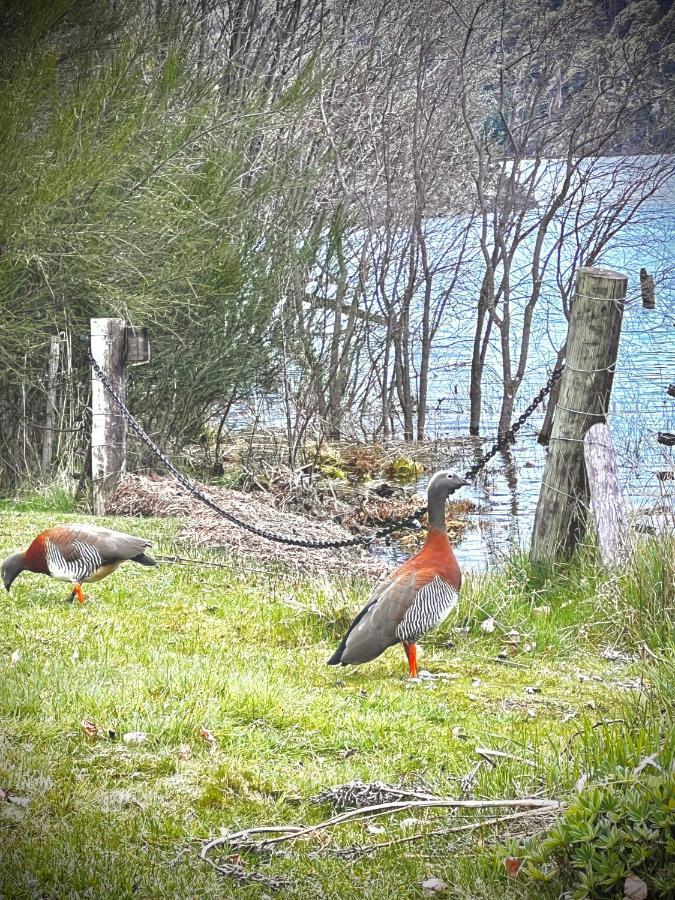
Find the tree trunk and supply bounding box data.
[41,334,61,474]
[497,385,516,442]
[469,279,492,435]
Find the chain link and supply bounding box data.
[87,350,563,549]
[463,366,565,482]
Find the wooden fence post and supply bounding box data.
[41,334,61,473]
[530,266,628,564]
[91,318,127,515]
[583,423,631,566]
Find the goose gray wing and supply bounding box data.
[329,572,420,666]
[59,524,151,562]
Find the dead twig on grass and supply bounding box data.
[199,827,298,890]
[313,780,441,810]
[475,747,537,768]
[564,719,625,753]
[331,807,557,860]
[201,796,561,856]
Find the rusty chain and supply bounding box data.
[88,350,563,549]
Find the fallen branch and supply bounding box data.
[198,794,561,888]
[331,807,556,859]
[313,780,441,810]
[202,797,561,856]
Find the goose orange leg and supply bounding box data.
[67,584,86,604]
[402,641,417,678]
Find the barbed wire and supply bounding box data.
[88,350,564,549]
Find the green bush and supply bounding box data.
[521,762,675,898]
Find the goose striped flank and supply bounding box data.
[395,576,458,643]
[45,539,103,584]
[328,470,467,678]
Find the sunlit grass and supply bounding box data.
[0,506,672,898]
[0,480,79,515]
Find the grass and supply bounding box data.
[0,500,672,898]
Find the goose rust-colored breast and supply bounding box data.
[394,529,461,592]
[23,531,50,574]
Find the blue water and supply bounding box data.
[235,157,675,570]
[420,255,674,569]
[368,158,675,569]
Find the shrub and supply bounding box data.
[520,761,675,898]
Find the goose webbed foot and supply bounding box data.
[66,584,86,604]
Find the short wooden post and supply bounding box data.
[583,423,631,566]
[531,267,628,564]
[91,318,127,515]
[640,267,655,309]
[41,334,61,473]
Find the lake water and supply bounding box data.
[419,264,674,573]
[231,157,675,571]
[378,158,675,570]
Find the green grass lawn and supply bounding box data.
[0,504,672,898]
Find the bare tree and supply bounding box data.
[451,0,674,436]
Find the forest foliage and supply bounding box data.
[0,0,673,486]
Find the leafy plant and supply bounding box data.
[520,760,675,898]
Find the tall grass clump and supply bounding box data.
[0,479,79,514]
[501,660,675,899]
[615,536,674,647]
[459,536,674,653]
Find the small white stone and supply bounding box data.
[421,876,447,894]
[122,732,148,746]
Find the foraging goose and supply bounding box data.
[328,471,466,677]
[1,523,156,602]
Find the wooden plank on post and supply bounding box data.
[91,318,127,515]
[41,334,60,473]
[531,267,628,564]
[639,267,655,309]
[583,423,631,566]
[124,326,151,366]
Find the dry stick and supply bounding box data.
[475,747,537,768]
[203,797,561,856]
[199,851,293,890]
[332,807,556,859]
[564,719,624,753]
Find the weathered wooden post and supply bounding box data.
[531,267,628,564]
[583,423,631,565]
[41,334,61,473]
[91,318,127,515]
[90,320,150,514]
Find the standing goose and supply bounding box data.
[328,471,467,677]
[1,523,156,602]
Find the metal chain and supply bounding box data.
[463,366,565,482]
[87,350,563,549]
